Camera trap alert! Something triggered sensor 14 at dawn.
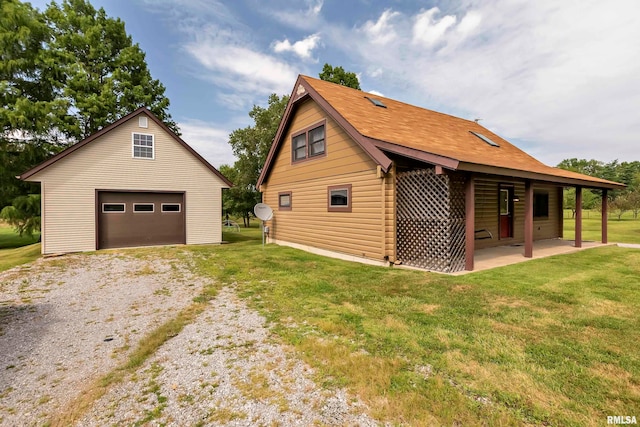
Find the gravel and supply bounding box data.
[0,252,378,426]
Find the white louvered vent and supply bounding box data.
[139,116,148,128]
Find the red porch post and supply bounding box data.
[465,176,475,271]
[524,180,533,258]
[601,189,608,244]
[575,186,583,248]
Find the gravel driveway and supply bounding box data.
[0,252,377,426]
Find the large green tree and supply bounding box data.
[224,93,289,226]
[1,0,176,236]
[43,0,177,140]
[319,63,361,89]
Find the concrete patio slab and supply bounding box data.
[451,239,613,275]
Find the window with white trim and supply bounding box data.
[161,203,181,212]
[102,203,125,213]
[133,133,154,159]
[133,203,154,212]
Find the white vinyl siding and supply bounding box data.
[27,114,228,254]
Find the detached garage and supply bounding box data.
[20,107,232,254]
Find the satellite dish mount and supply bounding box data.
[253,203,273,247]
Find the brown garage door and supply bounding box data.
[97,191,185,249]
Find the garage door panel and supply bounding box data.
[98,192,185,249]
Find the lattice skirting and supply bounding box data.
[396,168,466,272]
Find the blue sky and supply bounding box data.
[29,0,640,168]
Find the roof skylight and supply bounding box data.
[365,96,387,108]
[470,131,500,147]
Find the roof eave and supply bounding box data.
[458,162,626,190]
[257,76,393,188]
[18,107,233,188]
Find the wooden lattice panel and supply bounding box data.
[396,169,466,272]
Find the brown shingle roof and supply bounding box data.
[299,75,622,189]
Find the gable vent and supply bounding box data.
[470,131,500,147]
[139,116,148,128]
[365,96,387,108]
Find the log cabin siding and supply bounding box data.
[474,179,561,249]
[28,114,226,254]
[262,99,386,260]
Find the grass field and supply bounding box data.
[0,221,41,272]
[185,225,640,426]
[563,209,640,244]
[2,222,638,425]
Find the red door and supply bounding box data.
[499,187,514,239]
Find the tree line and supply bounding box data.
[557,159,640,219]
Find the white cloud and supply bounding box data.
[178,119,236,168]
[412,7,457,47]
[360,9,400,45]
[324,1,640,165]
[273,33,321,60]
[268,0,324,30]
[184,35,297,97]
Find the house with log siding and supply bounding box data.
[257,76,624,272]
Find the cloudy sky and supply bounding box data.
[29,0,640,168]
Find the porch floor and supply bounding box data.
[452,239,612,275]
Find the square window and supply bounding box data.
[328,184,352,212]
[278,192,292,210]
[133,133,154,159]
[534,192,549,218]
[291,121,326,162]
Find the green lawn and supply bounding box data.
[563,209,640,244]
[192,230,640,426]
[0,222,41,272]
[2,219,639,425]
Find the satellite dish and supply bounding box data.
[254,203,273,221]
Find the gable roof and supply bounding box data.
[258,75,624,190]
[19,107,233,187]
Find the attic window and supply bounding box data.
[365,96,386,108]
[470,131,500,147]
[139,116,148,128]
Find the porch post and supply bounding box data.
[601,189,608,244]
[465,175,475,271]
[524,180,533,258]
[575,186,583,248]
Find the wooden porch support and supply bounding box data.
[465,176,475,271]
[601,189,608,244]
[575,186,583,248]
[524,180,533,258]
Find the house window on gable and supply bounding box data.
[278,191,292,211]
[533,191,549,219]
[133,133,154,159]
[328,184,352,212]
[291,121,326,163]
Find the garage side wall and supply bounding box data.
[30,114,225,254]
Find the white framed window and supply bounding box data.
[138,116,148,128]
[102,203,125,213]
[133,203,154,213]
[161,203,181,213]
[132,133,154,159]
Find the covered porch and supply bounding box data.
[456,238,611,274]
[464,178,612,271]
